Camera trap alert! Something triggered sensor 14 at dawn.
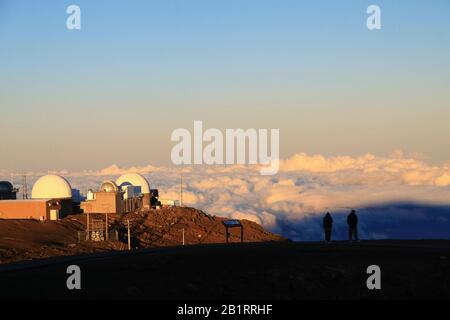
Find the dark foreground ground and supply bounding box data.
[0,240,449,300]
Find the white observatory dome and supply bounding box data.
[116,173,150,194]
[31,175,73,199]
[100,180,119,193]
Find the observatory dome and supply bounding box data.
[100,180,119,193]
[0,181,14,193]
[31,175,73,199]
[116,173,150,194]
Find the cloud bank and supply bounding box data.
[2,151,450,241]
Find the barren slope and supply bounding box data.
[0,207,285,264]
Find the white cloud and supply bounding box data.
[2,151,450,240]
[84,164,162,176]
[435,173,450,187]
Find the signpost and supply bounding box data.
[222,220,243,244]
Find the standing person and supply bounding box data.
[323,212,333,243]
[347,210,359,241]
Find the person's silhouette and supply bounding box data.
[347,210,359,241]
[323,212,333,243]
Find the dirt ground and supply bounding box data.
[0,241,449,300]
[0,207,284,264]
[1,209,449,300]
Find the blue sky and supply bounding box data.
[1,0,449,171]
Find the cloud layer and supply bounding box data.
[2,151,450,241]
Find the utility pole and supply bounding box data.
[180,174,183,207]
[127,219,131,250]
[105,213,109,241]
[182,228,185,246]
[86,213,90,240]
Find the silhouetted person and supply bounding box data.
[347,210,359,241]
[323,212,333,243]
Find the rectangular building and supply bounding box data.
[0,199,62,221]
[81,191,123,214]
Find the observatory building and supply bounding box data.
[81,180,124,214]
[31,174,74,216]
[116,173,152,210]
[0,181,18,200]
[81,174,151,214]
[0,175,74,221]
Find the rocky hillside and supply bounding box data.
[116,207,284,247]
[0,207,286,264]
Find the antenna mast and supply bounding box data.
[22,173,28,199]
